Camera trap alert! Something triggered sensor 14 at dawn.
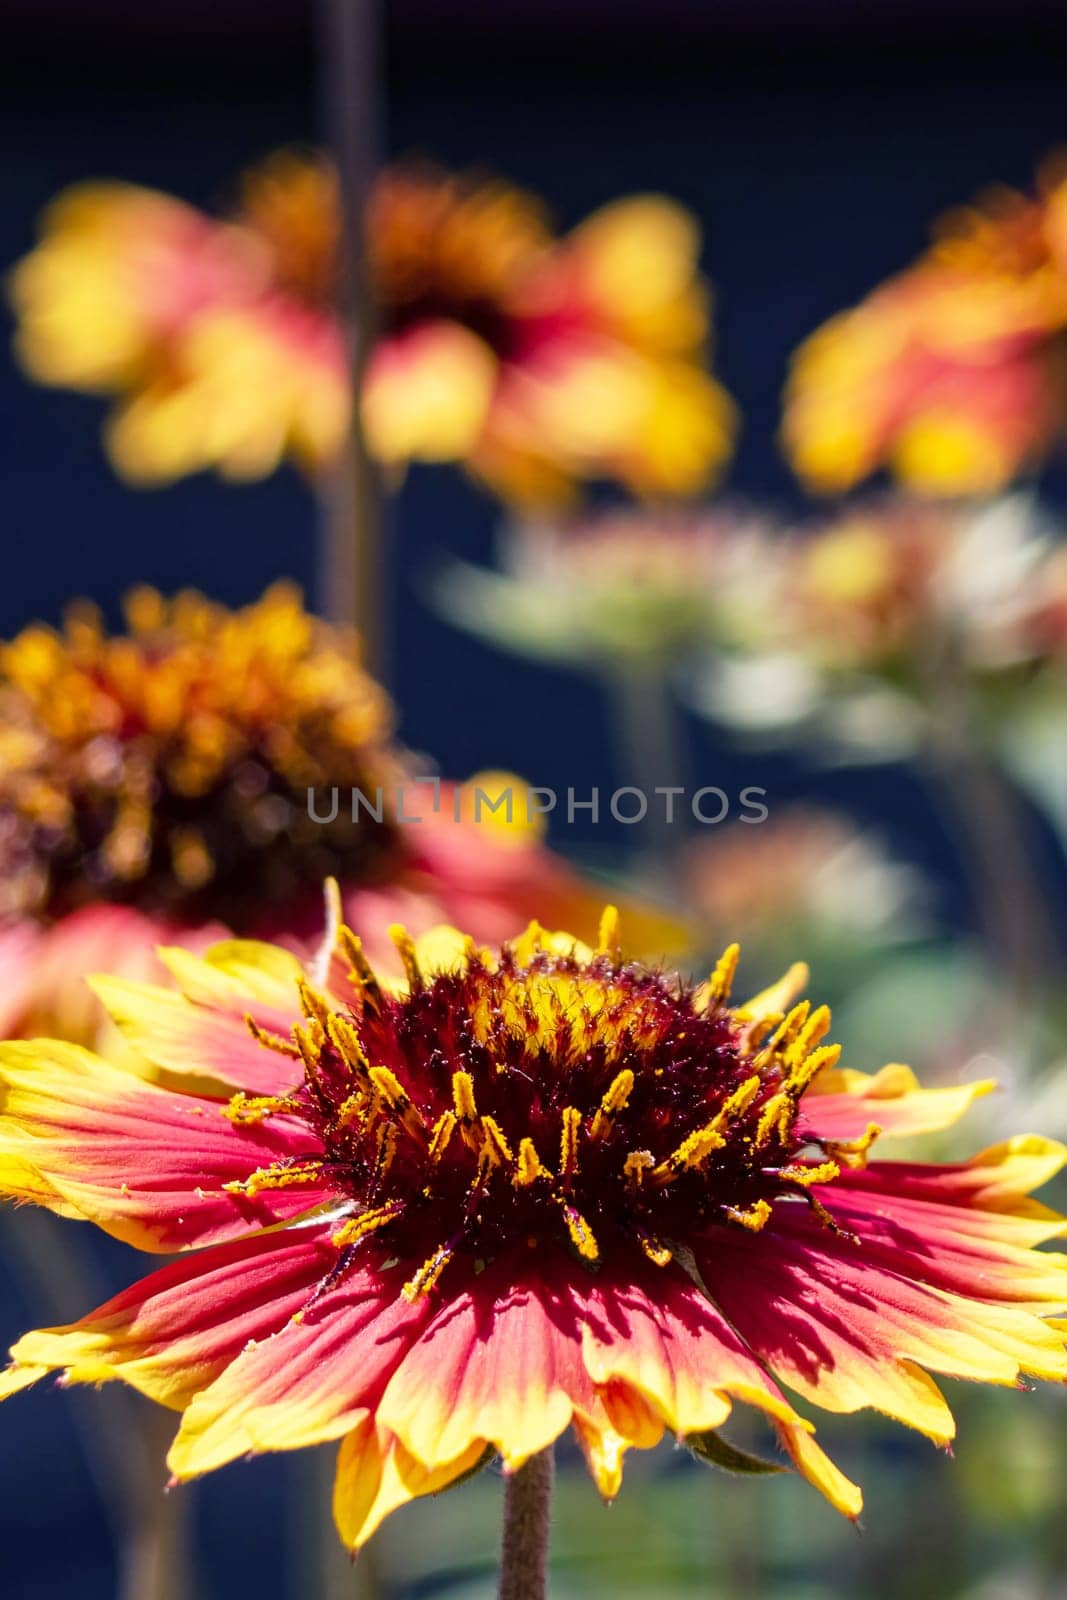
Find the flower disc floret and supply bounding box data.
[241,918,845,1299]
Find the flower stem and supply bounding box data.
[315,0,387,676]
[497,1450,554,1600]
[603,663,688,891]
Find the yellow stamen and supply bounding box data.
[292,1021,324,1078]
[452,1070,477,1124]
[653,1122,725,1185]
[789,1004,832,1062]
[331,1201,403,1249]
[740,1011,784,1055]
[715,1073,762,1126]
[244,1014,300,1058]
[389,924,423,992]
[402,1243,454,1300]
[638,1231,673,1267]
[224,1161,322,1196]
[367,1064,426,1143]
[222,1092,293,1125]
[334,1090,368,1130]
[376,1122,397,1177]
[297,979,333,1032]
[780,1159,840,1188]
[706,943,740,1007]
[427,1111,457,1165]
[826,1122,882,1169]
[558,1198,599,1262]
[786,1041,841,1093]
[597,905,621,957]
[754,1090,790,1147]
[804,1193,858,1241]
[338,926,384,1011]
[623,1150,654,1187]
[772,1001,810,1054]
[514,1136,549,1187]
[590,1069,634,1140]
[480,1115,514,1167]
[327,1014,371,1077]
[559,1106,582,1180]
[725,1199,772,1232]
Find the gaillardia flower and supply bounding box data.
[0,583,651,1040]
[8,161,349,485]
[692,497,1053,759]
[684,805,924,983]
[10,151,736,501]
[435,506,769,671]
[2,912,1064,1549]
[783,164,1067,496]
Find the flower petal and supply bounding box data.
[332,1417,488,1552]
[1,1219,338,1408]
[835,1136,1067,1221]
[376,1255,637,1474]
[92,939,306,1097]
[579,1260,806,1437]
[91,974,298,1099]
[732,963,809,1026]
[773,1419,864,1520]
[167,1257,429,1476]
[363,321,497,465]
[823,1166,1067,1310]
[698,1207,1067,1449]
[801,1062,996,1143]
[0,907,227,1050]
[159,941,306,1012]
[0,1039,333,1249]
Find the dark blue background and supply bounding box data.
[1,8,1066,1594]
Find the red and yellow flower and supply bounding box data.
[1,911,1064,1547]
[8,168,349,484]
[783,165,1067,496]
[10,151,735,501]
[0,583,668,1041]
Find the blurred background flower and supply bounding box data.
[689,496,1058,758]
[433,505,768,670]
[10,151,736,503]
[684,805,928,989]
[782,162,1067,497]
[0,582,677,1043]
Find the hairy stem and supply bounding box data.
[498,1450,554,1600]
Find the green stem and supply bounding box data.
[498,1449,554,1600]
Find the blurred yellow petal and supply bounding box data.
[566,195,709,353]
[362,321,497,464]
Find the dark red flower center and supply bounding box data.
[229,927,853,1299]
